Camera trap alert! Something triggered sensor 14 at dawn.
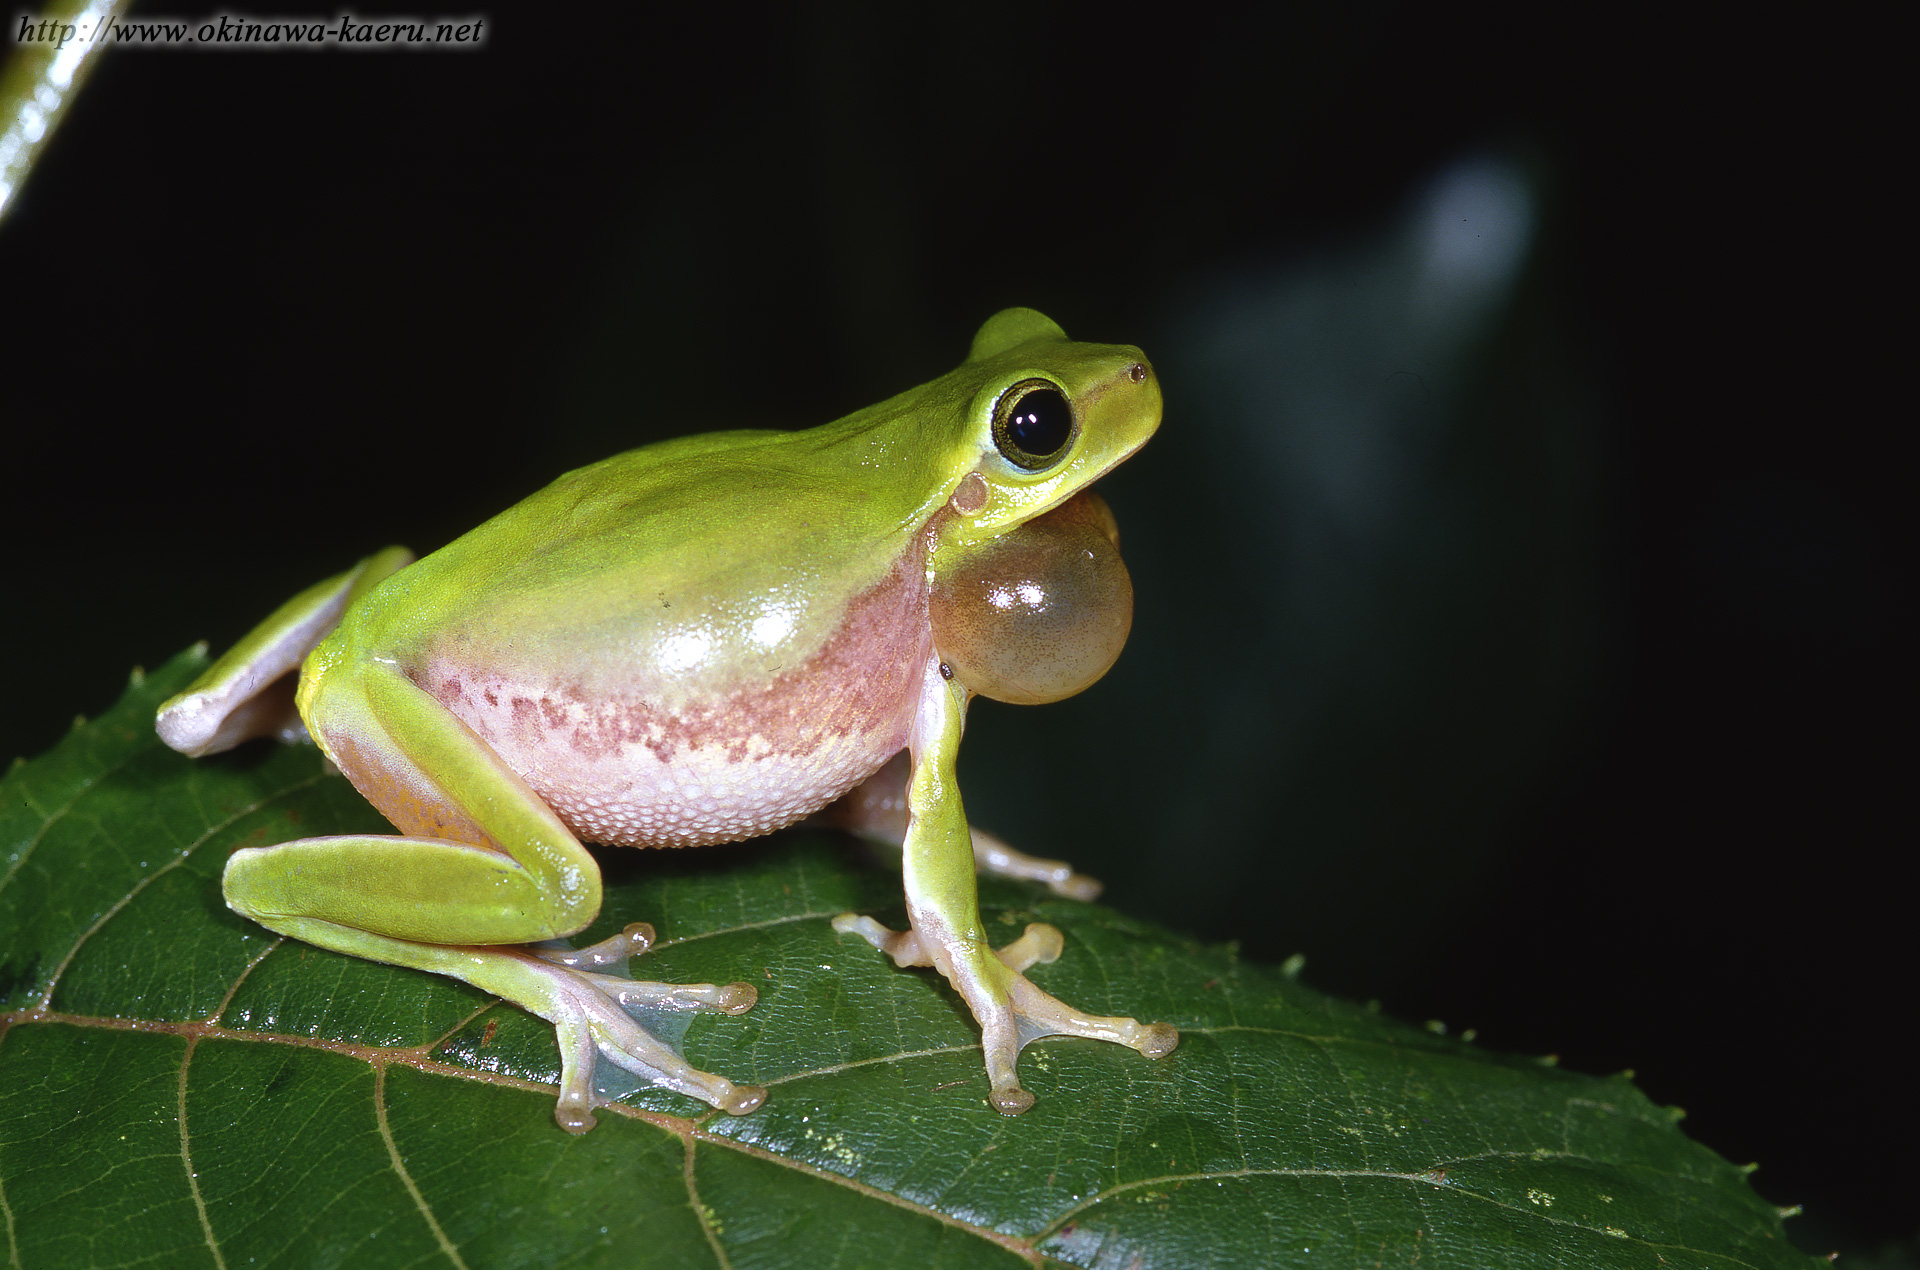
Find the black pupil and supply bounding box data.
[1005,388,1071,459]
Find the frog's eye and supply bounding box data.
[991,379,1075,471]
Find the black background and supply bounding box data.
[1,3,1905,1259]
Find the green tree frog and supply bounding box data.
[156,308,1176,1131]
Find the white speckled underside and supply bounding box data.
[457,687,909,848]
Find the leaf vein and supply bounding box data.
[651,908,850,949]
[34,771,327,1008]
[372,1064,472,1270]
[759,1043,978,1086]
[174,1034,227,1270]
[0,1138,19,1270]
[681,1136,732,1270]
[685,1126,1042,1266]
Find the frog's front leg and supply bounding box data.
[833,660,1177,1114]
[222,656,764,1132]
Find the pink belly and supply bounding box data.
[448,666,921,848]
[420,557,932,848]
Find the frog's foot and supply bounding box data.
[474,935,764,1133]
[831,913,1176,1114]
[832,913,1063,972]
[532,921,659,968]
[820,752,1104,901]
[155,547,414,757]
[532,923,760,1011]
[968,828,1103,902]
[989,972,1179,1112]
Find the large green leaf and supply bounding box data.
[1,651,1816,1269]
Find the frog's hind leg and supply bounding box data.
[832,660,1176,1115]
[156,546,414,756]
[822,750,1103,900]
[221,656,765,1132]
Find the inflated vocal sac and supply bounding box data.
[931,489,1133,705]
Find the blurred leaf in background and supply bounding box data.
[964,155,1594,1000]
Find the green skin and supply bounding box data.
[157,308,1176,1131]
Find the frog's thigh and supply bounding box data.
[224,661,765,1130]
[224,657,600,949]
